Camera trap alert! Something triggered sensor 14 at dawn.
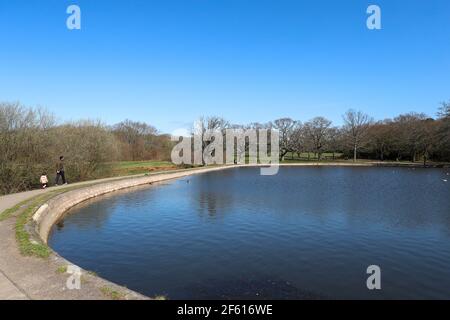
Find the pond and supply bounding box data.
[48,167,450,299]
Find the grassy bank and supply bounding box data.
[110,161,176,176]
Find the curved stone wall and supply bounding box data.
[32,166,235,244]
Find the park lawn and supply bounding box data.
[111,160,178,176]
[114,161,174,169]
[282,152,344,161]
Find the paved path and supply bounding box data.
[1,188,54,300]
[0,270,28,300]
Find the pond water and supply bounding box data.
[48,167,450,299]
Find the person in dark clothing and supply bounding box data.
[55,156,67,185]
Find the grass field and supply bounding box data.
[282,152,344,162]
[111,161,177,176]
[110,154,345,176]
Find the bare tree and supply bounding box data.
[192,116,229,165]
[415,119,437,167]
[290,122,305,159]
[392,113,427,162]
[273,118,296,160]
[112,119,158,161]
[303,117,332,161]
[438,101,450,119]
[367,120,395,161]
[343,109,372,162]
[326,127,343,160]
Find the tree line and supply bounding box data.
[191,102,450,164]
[1,101,449,194]
[0,102,173,194]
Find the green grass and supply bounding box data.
[0,205,20,221]
[114,161,173,169]
[100,286,125,300]
[0,198,34,221]
[15,194,56,259]
[56,265,68,274]
[111,161,177,176]
[282,152,344,161]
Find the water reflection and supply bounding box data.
[49,167,450,299]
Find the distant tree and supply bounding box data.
[193,116,229,164]
[290,122,305,159]
[248,122,271,130]
[367,120,395,161]
[273,118,296,161]
[303,117,332,161]
[415,119,438,166]
[435,102,450,161]
[112,119,158,161]
[326,127,343,160]
[343,109,373,162]
[392,113,428,162]
[56,120,119,179]
[438,101,450,119]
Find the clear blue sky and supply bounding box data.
[0,0,449,133]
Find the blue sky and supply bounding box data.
[0,0,449,133]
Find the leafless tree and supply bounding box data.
[273,118,296,160]
[343,109,373,162]
[438,101,450,119]
[392,113,428,162]
[326,127,343,160]
[367,120,395,161]
[290,122,305,159]
[192,116,229,165]
[415,119,437,166]
[112,120,158,161]
[303,117,332,161]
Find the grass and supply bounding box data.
[0,205,20,222]
[15,193,56,259]
[114,161,174,169]
[282,152,344,162]
[56,265,68,274]
[152,295,167,300]
[0,198,34,221]
[111,160,176,176]
[100,286,125,300]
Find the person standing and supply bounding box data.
[55,156,67,185]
